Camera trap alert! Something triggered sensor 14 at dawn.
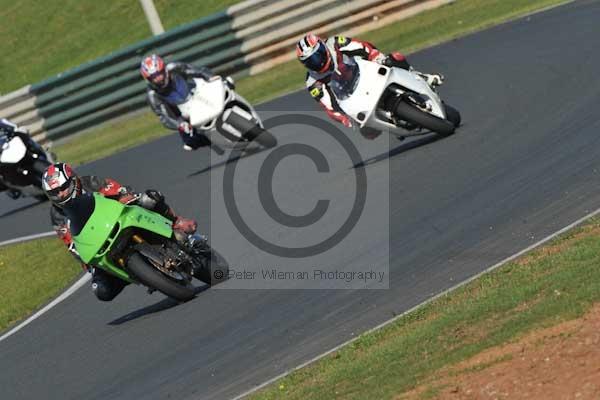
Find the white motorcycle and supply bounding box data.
[330,56,461,137]
[0,128,55,200]
[177,76,277,152]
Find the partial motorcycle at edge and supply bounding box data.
[0,122,55,200]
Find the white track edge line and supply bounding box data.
[231,206,600,399]
[0,231,54,247]
[0,273,90,343]
[0,230,88,343]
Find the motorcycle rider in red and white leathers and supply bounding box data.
[42,163,199,301]
[296,33,444,139]
[141,54,217,151]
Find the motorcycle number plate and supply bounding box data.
[0,136,27,164]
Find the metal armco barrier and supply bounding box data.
[0,0,453,144]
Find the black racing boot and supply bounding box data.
[6,189,22,199]
[416,71,444,88]
[181,233,210,278]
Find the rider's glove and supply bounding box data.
[178,121,194,136]
[373,53,387,65]
[56,225,72,245]
[330,112,353,128]
[339,115,353,128]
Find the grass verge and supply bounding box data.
[53,0,570,166]
[0,0,243,93]
[248,218,600,399]
[0,238,80,333]
[154,0,242,31]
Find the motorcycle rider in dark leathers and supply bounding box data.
[42,163,200,301]
[296,33,444,139]
[0,118,26,136]
[0,118,27,139]
[141,54,217,151]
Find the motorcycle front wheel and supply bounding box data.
[193,247,229,286]
[443,103,462,127]
[222,108,277,149]
[127,252,196,302]
[394,101,455,137]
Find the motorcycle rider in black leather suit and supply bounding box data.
[43,163,199,301]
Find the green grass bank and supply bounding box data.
[0,238,80,333]
[0,0,242,93]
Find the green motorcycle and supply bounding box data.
[71,192,228,301]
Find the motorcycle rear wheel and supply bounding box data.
[394,101,455,137]
[127,252,196,302]
[444,103,462,127]
[194,248,229,286]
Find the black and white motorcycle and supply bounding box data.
[330,56,461,138]
[0,121,55,200]
[177,76,277,152]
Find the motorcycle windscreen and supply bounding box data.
[73,194,126,264]
[334,58,389,123]
[0,136,27,164]
[179,78,225,127]
[329,56,361,101]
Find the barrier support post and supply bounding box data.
[139,0,165,36]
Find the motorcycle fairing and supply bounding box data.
[335,59,389,127]
[335,58,446,130]
[74,194,173,273]
[0,136,27,164]
[178,78,226,127]
[388,67,446,119]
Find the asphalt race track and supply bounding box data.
[2,1,600,399]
